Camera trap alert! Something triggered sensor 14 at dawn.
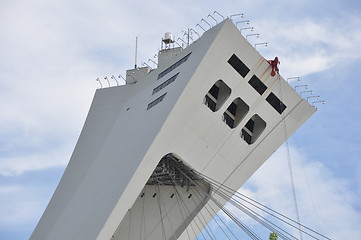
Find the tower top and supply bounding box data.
[162,32,175,44]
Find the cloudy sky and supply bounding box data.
[1,0,360,239]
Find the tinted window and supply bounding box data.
[248,75,267,95]
[241,114,266,144]
[228,54,250,78]
[147,93,167,110]
[153,73,179,95]
[266,92,287,114]
[158,53,191,79]
[223,98,249,129]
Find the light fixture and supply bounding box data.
[294,85,308,90]
[230,13,244,19]
[96,77,102,89]
[254,42,268,49]
[236,20,250,26]
[196,23,206,32]
[312,100,326,108]
[307,96,320,102]
[104,76,110,87]
[213,11,224,20]
[207,14,217,24]
[246,33,259,39]
[240,27,254,32]
[300,90,313,96]
[111,75,119,86]
[287,77,300,82]
[201,18,212,28]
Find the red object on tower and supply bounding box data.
[268,57,280,77]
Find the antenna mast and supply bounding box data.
[135,36,138,69]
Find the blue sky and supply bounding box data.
[0,0,360,239]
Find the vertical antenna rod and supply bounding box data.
[135,36,138,69]
[186,28,190,46]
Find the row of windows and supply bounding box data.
[157,52,192,80]
[248,76,287,114]
[222,97,249,129]
[228,54,250,78]
[147,93,167,110]
[148,52,191,110]
[153,73,179,95]
[203,80,267,145]
[248,75,267,95]
[228,54,287,114]
[240,114,266,144]
[203,80,231,112]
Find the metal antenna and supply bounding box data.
[201,18,212,28]
[111,75,119,86]
[196,23,206,32]
[207,14,218,24]
[135,36,138,69]
[96,77,102,89]
[213,11,224,20]
[183,28,194,45]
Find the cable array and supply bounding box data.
[111,154,331,240]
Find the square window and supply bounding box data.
[228,54,250,78]
[223,98,249,128]
[203,80,231,112]
[266,92,287,114]
[248,75,267,95]
[241,114,266,144]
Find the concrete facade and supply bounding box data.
[30,19,315,240]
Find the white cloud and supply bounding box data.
[0,185,48,228]
[253,16,361,77]
[3,1,358,152]
[0,144,71,176]
[0,185,21,195]
[0,0,208,178]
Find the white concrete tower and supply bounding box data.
[30,19,316,240]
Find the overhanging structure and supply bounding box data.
[30,19,316,240]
